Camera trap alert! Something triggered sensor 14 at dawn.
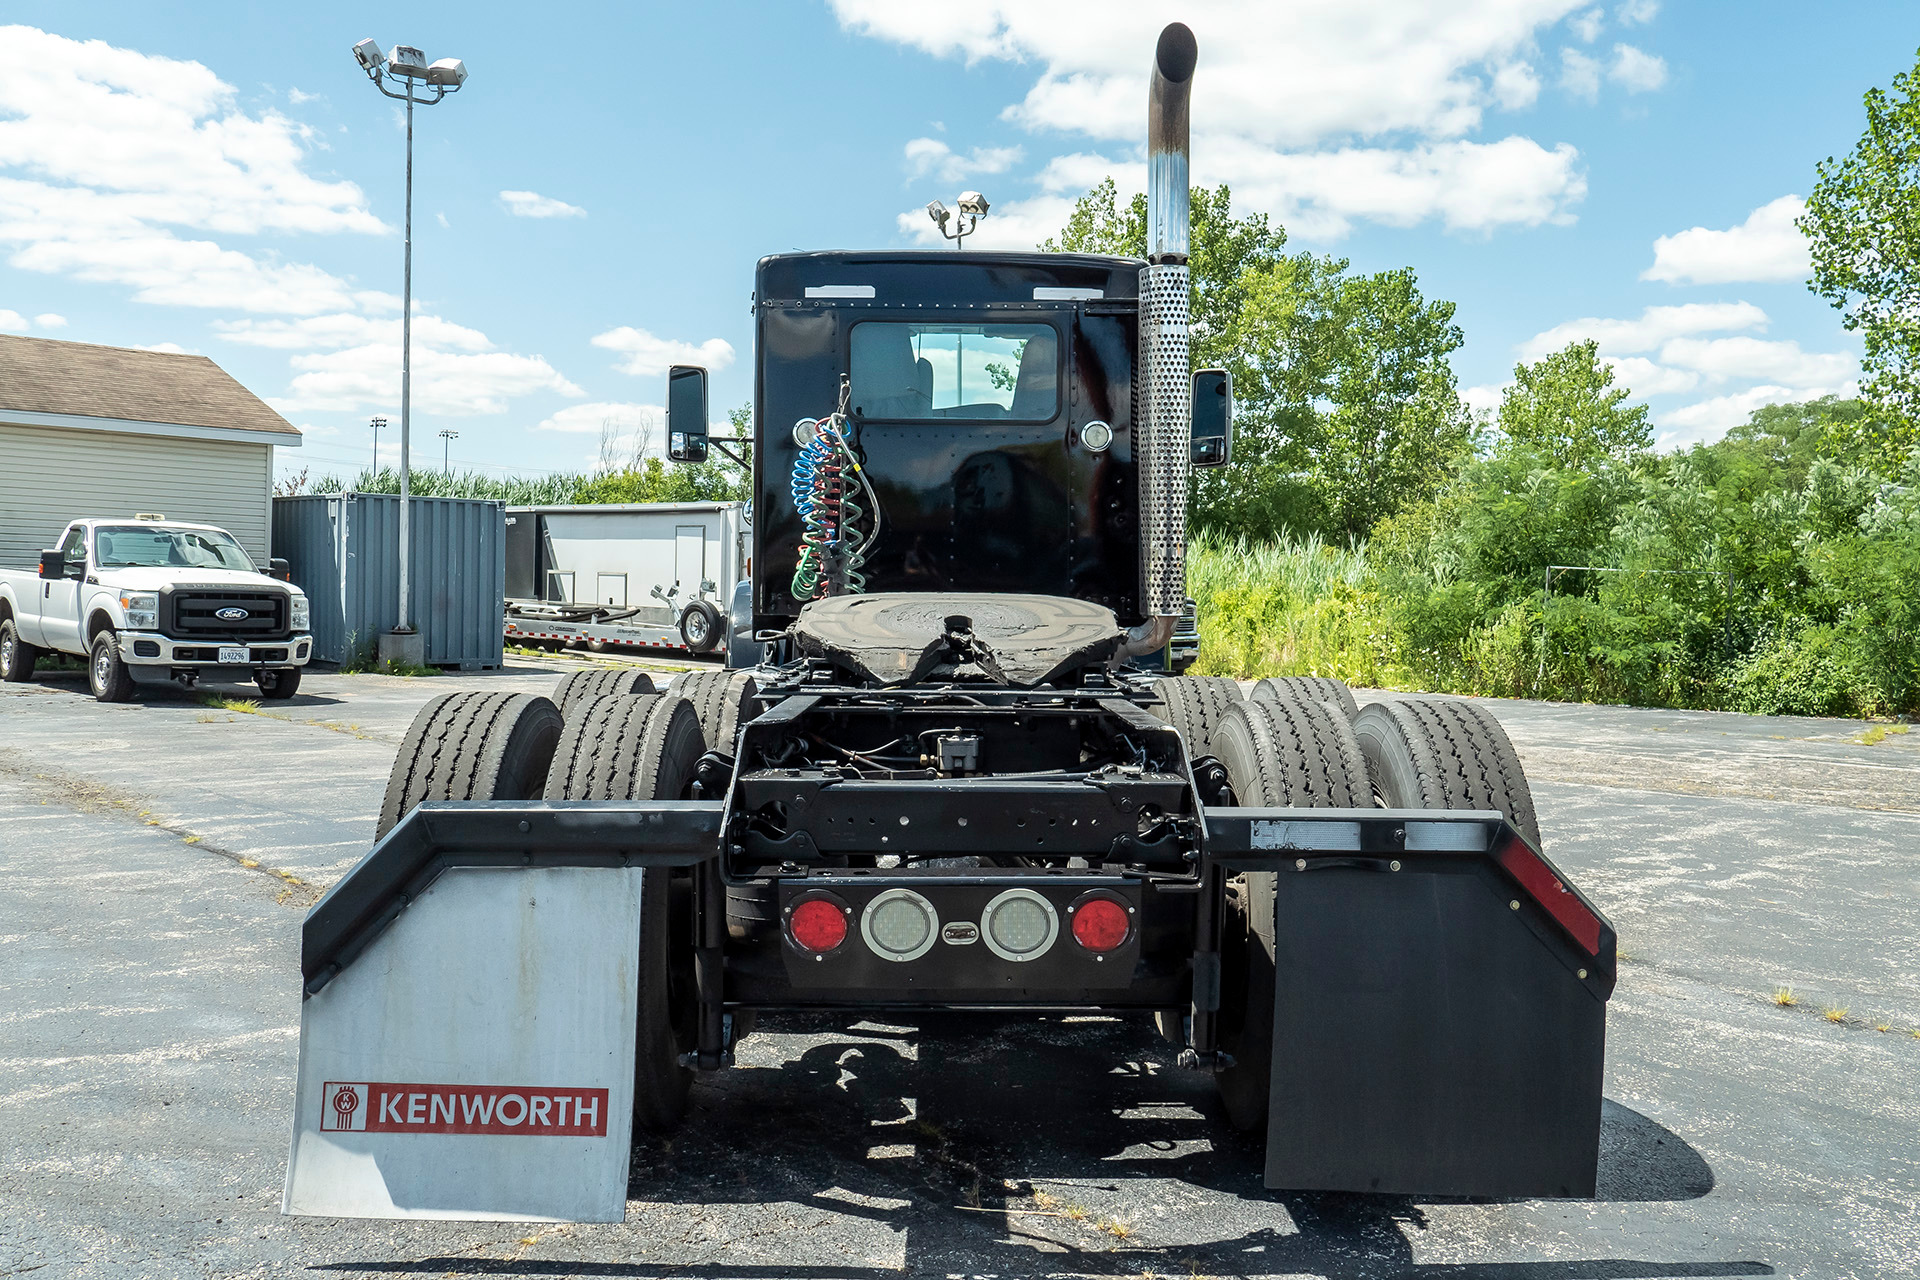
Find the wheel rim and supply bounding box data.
[1,631,13,673]
[92,643,109,687]
[686,611,709,644]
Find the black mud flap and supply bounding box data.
[1264,843,1612,1198]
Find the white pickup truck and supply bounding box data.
[0,516,312,702]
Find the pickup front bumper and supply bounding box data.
[119,631,312,682]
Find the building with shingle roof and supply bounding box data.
[0,334,300,566]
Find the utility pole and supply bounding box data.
[439,428,459,473]
[369,415,386,478]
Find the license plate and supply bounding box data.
[219,646,249,665]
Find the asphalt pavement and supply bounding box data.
[2,658,1916,1279]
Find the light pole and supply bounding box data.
[439,428,459,473]
[351,38,466,641]
[369,415,386,478]
[927,191,991,248]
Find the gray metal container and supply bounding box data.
[273,493,505,669]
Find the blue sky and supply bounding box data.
[0,2,1911,485]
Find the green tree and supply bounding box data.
[1496,340,1651,466]
[1046,178,1470,540]
[1802,48,1920,473]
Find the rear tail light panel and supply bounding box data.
[775,876,1142,992]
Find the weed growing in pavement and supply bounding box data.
[1876,1020,1892,1032]
[1099,1217,1134,1239]
[1825,1005,1850,1023]
[200,695,261,714]
[1774,985,1798,1006]
[1853,723,1911,745]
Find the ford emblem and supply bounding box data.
[215,607,249,621]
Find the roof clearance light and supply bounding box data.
[788,897,849,954]
[861,889,939,962]
[1069,893,1132,953]
[980,888,1058,962]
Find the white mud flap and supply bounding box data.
[283,865,641,1222]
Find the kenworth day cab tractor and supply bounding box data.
[284,26,1615,1223]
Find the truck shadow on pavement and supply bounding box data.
[324,1014,1770,1279]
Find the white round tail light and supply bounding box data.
[861,889,939,962]
[980,888,1058,962]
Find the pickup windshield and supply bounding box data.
[93,526,255,573]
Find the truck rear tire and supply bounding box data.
[668,669,759,754]
[375,691,564,840]
[1210,697,1369,1131]
[679,599,723,653]
[1352,697,1541,850]
[88,632,135,703]
[0,618,40,683]
[255,668,302,700]
[554,667,656,717]
[1249,675,1358,720]
[1145,674,1242,756]
[543,693,703,1132]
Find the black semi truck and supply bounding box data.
[284,25,1614,1223]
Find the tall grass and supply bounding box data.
[1186,532,1407,687]
[312,468,586,505]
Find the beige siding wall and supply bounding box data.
[0,422,273,568]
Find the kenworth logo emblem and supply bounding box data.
[214,607,249,621]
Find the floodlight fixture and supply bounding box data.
[928,191,989,248]
[427,58,467,88]
[387,45,429,79]
[352,38,384,73]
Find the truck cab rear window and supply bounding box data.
[850,322,1058,421]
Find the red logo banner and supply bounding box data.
[320,1081,609,1136]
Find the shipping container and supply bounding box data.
[273,493,505,669]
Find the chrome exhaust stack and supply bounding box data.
[1125,22,1197,658]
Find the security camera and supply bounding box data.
[926,200,950,228]
[351,38,384,73]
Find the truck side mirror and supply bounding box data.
[269,557,292,582]
[667,364,710,463]
[38,549,64,580]
[1191,368,1233,468]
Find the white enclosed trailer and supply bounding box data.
[503,502,748,657]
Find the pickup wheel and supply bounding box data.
[1210,697,1369,1131]
[376,691,565,839]
[254,668,302,700]
[88,632,135,703]
[543,693,703,1132]
[1,618,41,683]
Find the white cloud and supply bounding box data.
[0,25,384,316]
[1491,62,1541,110]
[1616,0,1659,25]
[436,211,449,229]
[1642,195,1810,285]
[1602,355,1699,396]
[590,326,736,378]
[276,343,583,416]
[215,312,493,352]
[1658,336,1856,389]
[287,87,320,105]
[1560,49,1602,101]
[32,311,65,328]
[1462,382,1509,418]
[499,190,586,219]
[536,402,665,434]
[839,2,1603,239]
[136,341,191,354]
[1520,301,1769,360]
[0,308,26,331]
[1609,43,1666,92]
[1655,384,1846,448]
[1569,8,1605,41]
[904,137,1025,182]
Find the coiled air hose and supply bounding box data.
[790,380,882,602]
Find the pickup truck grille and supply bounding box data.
[167,591,289,641]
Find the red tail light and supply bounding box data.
[1494,835,1604,957]
[789,896,849,953]
[1069,893,1132,952]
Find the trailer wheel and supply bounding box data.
[554,666,656,717]
[1249,675,1358,720]
[668,669,760,754]
[375,692,564,840]
[1352,697,1541,849]
[1145,674,1242,756]
[1210,697,1369,1131]
[1,618,41,683]
[544,693,703,1131]
[679,599,723,653]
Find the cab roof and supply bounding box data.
[756,250,1141,308]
